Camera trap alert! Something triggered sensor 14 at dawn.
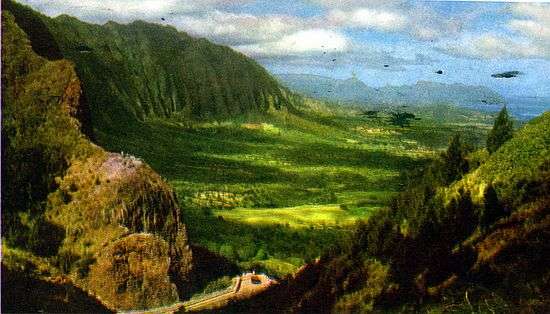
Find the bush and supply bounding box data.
[237,244,257,261]
[219,244,237,260]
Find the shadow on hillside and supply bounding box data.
[281,142,428,169]
[1,265,113,313]
[182,210,349,273]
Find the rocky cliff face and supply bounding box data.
[1,10,193,311]
[57,157,195,310]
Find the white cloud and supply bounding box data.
[509,19,550,39]
[436,3,550,59]
[172,11,307,45]
[327,8,407,31]
[235,29,350,57]
[323,3,466,41]
[310,0,405,9]
[509,3,550,40]
[511,3,550,20]
[439,33,548,59]
[18,0,252,23]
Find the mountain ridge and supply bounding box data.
[277,73,505,107]
[3,0,294,137]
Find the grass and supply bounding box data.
[95,101,493,276]
[214,204,376,228]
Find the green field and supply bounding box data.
[96,101,494,275]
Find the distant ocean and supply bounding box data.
[462,95,550,121]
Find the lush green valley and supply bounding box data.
[2,1,549,313]
[226,109,549,313]
[95,97,495,276]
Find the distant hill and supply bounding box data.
[277,73,505,107]
[3,0,293,135]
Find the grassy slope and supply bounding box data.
[42,10,290,126]
[453,111,550,202]
[423,111,550,312]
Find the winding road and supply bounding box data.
[121,273,276,313]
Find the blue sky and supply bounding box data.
[19,0,550,97]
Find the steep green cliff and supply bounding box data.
[4,0,292,136]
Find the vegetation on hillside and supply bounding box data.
[226,112,549,313]
[486,106,514,154]
[87,94,493,276]
[5,2,545,313]
[1,10,96,257]
[1,10,196,311]
[3,0,293,136]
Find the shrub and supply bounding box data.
[219,244,237,260]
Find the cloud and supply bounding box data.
[235,29,350,57]
[247,39,437,73]
[509,19,550,39]
[322,2,466,41]
[406,5,466,41]
[438,33,548,59]
[509,3,550,40]
[172,11,307,46]
[18,0,252,23]
[437,3,550,59]
[310,0,405,9]
[327,8,407,31]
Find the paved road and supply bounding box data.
[184,273,274,312]
[121,273,275,313]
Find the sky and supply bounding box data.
[18,0,550,98]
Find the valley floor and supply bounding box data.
[96,102,494,276]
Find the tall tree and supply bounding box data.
[480,184,505,230]
[487,106,514,153]
[443,133,470,183]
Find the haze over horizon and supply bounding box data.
[18,0,550,97]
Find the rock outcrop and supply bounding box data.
[88,234,179,311]
[1,10,193,311]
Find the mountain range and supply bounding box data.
[277,73,505,107]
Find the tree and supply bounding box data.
[388,112,419,128]
[487,106,514,153]
[480,184,505,230]
[443,133,470,183]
